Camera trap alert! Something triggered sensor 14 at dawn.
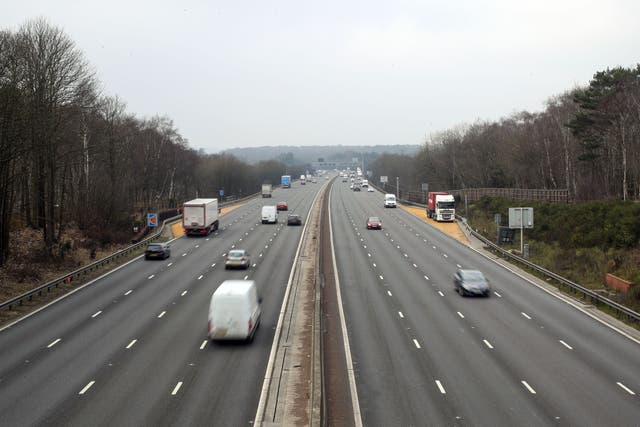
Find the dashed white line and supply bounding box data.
[521,312,532,320]
[182,253,187,257]
[483,339,494,349]
[195,245,200,248]
[521,381,536,394]
[244,275,249,280]
[443,254,448,258]
[124,290,132,296]
[372,263,376,267]
[79,381,95,395]
[432,246,436,250]
[197,275,203,280]
[457,312,465,319]
[559,340,573,350]
[398,312,404,318]
[252,263,257,267]
[424,275,429,280]
[435,380,446,394]
[265,245,268,249]
[231,245,235,248]
[494,291,502,298]
[259,253,263,257]
[171,381,183,395]
[617,382,636,395]
[200,340,207,350]
[47,338,61,348]
[387,291,393,296]
[148,275,154,280]
[456,264,462,268]
[158,311,166,318]
[211,263,216,267]
[363,245,367,249]
[126,339,137,349]
[379,275,384,280]
[181,290,187,296]
[167,262,173,267]
[438,291,444,297]
[413,339,421,349]
[396,245,400,249]
[222,253,227,257]
[412,263,417,268]
[91,311,102,318]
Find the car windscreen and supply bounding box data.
[229,250,245,257]
[147,244,162,250]
[462,271,485,281]
[368,217,380,222]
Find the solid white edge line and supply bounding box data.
[254,178,339,425]
[126,339,137,349]
[435,380,446,394]
[79,380,95,395]
[521,380,536,394]
[47,338,61,348]
[559,340,573,350]
[171,381,183,395]
[413,339,421,349]
[483,339,494,349]
[616,382,636,395]
[200,340,207,350]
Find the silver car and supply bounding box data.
[225,249,251,269]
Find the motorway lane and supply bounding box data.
[330,181,640,425]
[0,180,324,426]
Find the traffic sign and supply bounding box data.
[219,189,224,197]
[147,213,158,227]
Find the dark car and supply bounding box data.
[287,214,302,226]
[453,269,491,297]
[225,249,250,269]
[145,242,171,260]
[277,201,288,211]
[366,216,382,230]
[353,186,361,192]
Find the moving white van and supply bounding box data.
[208,280,262,342]
[261,205,277,224]
[384,194,397,208]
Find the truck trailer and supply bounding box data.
[427,192,455,222]
[261,184,272,198]
[183,198,219,236]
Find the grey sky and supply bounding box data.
[3,0,639,153]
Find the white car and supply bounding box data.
[367,187,374,192]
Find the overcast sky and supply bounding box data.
[2,0,639,153]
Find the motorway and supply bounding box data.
[0,180,325,426]
[329,180,640,425]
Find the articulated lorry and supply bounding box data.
[261,184,272,198]
[427,192,455,222]
[183,198,219,236]
[281,175,291,188]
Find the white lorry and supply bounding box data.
[182,198,219,236]
[261,205,278,224]
[261,184,272,198]
[384,194,397,208]
[208,280,262,342]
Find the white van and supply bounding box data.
[208,280,262,342]
[261,205,277,224]
[384,194,397,208]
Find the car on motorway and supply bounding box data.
[367,187,374,192]
[366,216,382,230]
[144,242,171,260]
[225,249,251,269]
[453,269,491,297]
[353,186,361,192]
[276,201,288,211]
[287,214,302,226]
[311,178,317,183]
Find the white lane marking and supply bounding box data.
[363,245,367,249]
[148,275,154,280]
[457,312,465,319]
[259,253,263,257]
[231,245,235,248]
[198,275,203,280]
[124,290,132,296]
[432,246,436,250]
[244,275,248,280]
[158,311,166,318]
[494,291,502,298]
[398,312,404,318]
[438,291,444,297]
[483,339,494,349]
[79,381,95,395]
[182,253,187,257]
[372,263,376,267]
[423,239,427,242]
[387,291,393,296]
[47,338,61,348]
[91,311,102,318]
[559,340,573,350]
[206,238,210,241]
[521,381,536,394]
[443,254,448,258]
[252,263,257,267]
[617,382,636,395]
[396,245,400,249]
[521,312,532,320]
[222,253,227,257]
[195,245,199,248]
[269,238,273,242]
[456,264,462,268]
[412,263,417,268]
[435,380,446,394]
[246,232,249,235]
[181,290,187,296]
[200,340,207,350]
[379,275,384,280]
[413,339,421,349]
[167,262,173,267]
[239,238,243,242]
[171,382,183,395]
[126,339,137,349]
[368,253,371,257]
[403,253,408,258]
[424,275,429,280]
[265,245,268,249]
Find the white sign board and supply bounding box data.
[380,176,388,183]
[509,207,534,228]
[421,183,429,192]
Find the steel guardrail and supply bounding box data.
[0,194,261,312]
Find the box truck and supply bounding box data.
[281,175,291,188]
[300,174,306,185]
[183,198,219,236]
[261,183,272,198]
[427,192,455,221]
[261,205,278,224]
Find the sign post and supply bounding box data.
[508,207,534,256]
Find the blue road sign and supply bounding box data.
[147,213,158,227]
[219,189,224,196]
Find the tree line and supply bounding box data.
[370,65,640,203]
[0,19,305,266]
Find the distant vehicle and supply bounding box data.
[384,194,397,208]
[225,249,250,269]
[366,216,382,230]
[261,183,272,198]
[367,187,374,192]
[311,178,317,183]
[353,186,361,192]
[208,280,262,342]
[183,198,219,236]
[362,179,368,187]
[342,177,348,182]
[145,242,171,260]
[281,175,291,188]
[261,205,278,224]
[453,269,491,297]
[276,201,288,211]
[427,192,455,221]
[300,174,306,185]
[287,214,302,226]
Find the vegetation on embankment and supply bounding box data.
[464,197,640,309]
